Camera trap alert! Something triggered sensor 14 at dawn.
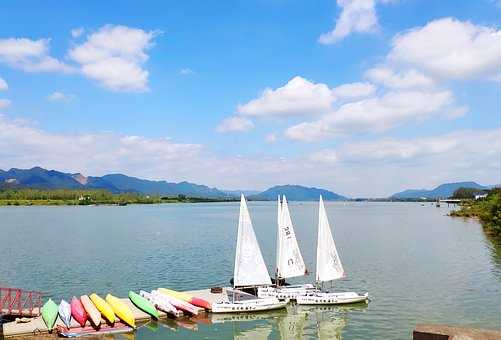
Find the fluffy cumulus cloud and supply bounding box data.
[286,90,456,142]
[364,66,435,89]
[0,77,7,91]
[69,25,160,91]
[48,91,75,102]
[0,114,203,180]
[0,38,74,73]
[216,116,254,132]
[319,0,396,44]
[389,17,501,80]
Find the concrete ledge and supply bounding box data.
[414,324,501,340]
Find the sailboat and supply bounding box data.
[212,194,288,313]
[296,196,368,305]
[258,195,314,300]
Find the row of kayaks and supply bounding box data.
[41,288,212,333]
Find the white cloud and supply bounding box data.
[237,76,375,119]
[286,90,457,142]
[69,25,160,92]
[179,68,195,75]
[238,76,336,117]
[0,38,74,73]
[0,99,10,110]
[48,91,75,102]
[71,27,85,38]
[389,17,501,80]
[319,0,378,44]
[216,116,255,133]
[365,66,435,89]
[0,77,7,91]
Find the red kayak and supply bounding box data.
[190,297,211,310]
[71,296,88,327]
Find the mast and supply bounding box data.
[276,195,282,286]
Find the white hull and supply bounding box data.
[258,284,316,300]
[296,292,369,305]
[212,297,288,313]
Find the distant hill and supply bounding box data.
[0,167,228,198]
[250,185,347,201]
[391,181,488,199]
[222,189,260,197]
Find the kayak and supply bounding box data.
[71,296,87,327]
[153,289,198,315]
[90,293,115,324]
[105,294,135,328]
[58,299,71,328]
[140,290,181,317]
[159,288,211,310]
[80,295,101,327]
[42,298,58,331]
[129,291,159,319]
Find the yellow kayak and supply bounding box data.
[159,288,211,310]
[105,294,135,328]
[90,293,115,324]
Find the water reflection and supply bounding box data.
[485,233,501,280]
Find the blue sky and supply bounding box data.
[0,0,500,196]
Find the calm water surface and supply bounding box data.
[1,202,500,339]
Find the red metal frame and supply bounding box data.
[0,287,43,317]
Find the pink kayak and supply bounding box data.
[152,290,199,315]
[71,296,88,327]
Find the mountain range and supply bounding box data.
[391,181,489,199]
[0,167,346,200]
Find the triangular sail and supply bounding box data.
[276,195,282,278]
[316,196,344,282]
[234,194,272,287]
[276,195,307,279]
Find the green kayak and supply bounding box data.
[129,291,159,319]
[41,298,59,331]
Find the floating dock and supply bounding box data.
[1,288,231,338]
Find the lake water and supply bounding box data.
[1,202,500,339]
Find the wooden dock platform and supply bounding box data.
[1,288,231,338]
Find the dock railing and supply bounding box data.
[0,287,43,317]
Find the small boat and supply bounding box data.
[158,288,211,310]
[41,298,59,331]
[129,291,159,319]
[259,195,312,300]
[212,195,287,313]
[153,289,199,315]
[58,299,72,328]
[80,295,101,327]
[140,290,181,318]
[56,321,132,337]
[90,293,115,324]
[296,196,368,305]
[105,294,135,328]
[71,296,88,327]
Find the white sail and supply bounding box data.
[276,195,307,279]
[316,196,344,282]
[276,195,282,278]
[234,194,272,287]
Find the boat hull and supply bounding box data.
[296,292,369,305]
[90,293,115,324]
[129,291,159,319]
[158,288,211,310]
[42,298,59,331]
[257,284,316,300]
[140,290,181,318]
[80,295,101,327]
[212,298,288,313]
[58,299,71,328]
[106,294,136,328]
[71,296,88,327]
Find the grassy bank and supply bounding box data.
[0,189,235,206]
[450,188,501,238]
